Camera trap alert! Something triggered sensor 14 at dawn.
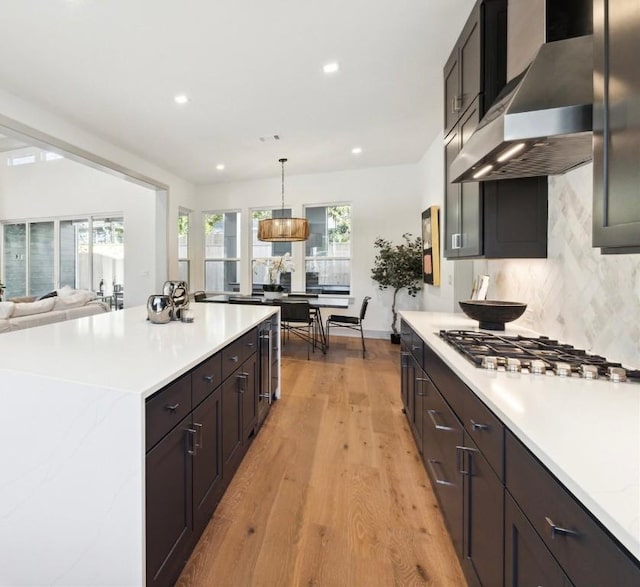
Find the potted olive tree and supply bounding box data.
[371,233,423,343]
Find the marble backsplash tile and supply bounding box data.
[475,163,640,368]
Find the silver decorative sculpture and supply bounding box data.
[162,281,189,320]
[147,295,173,324]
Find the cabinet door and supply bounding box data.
[458,100,482,257]
[221,371,245,481]
[459,8,481,117]
[444,128,461,258]
[411,359,427,448]
[444,48,461,136]
[422,383,464,557]
[192,387,222,535]
[505,493,572,587]
[593,0,640,252]
[460,434,504,587]
[241,353,258,442]
[146,415,193,587]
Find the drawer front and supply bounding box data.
[192,352,222,407]
[506,431,640,586]
[424,342,466,418]
[222,329,257,380]
[145,374,192,450]
[410,331,424,366]
[463,390,504,481]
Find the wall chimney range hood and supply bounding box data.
[450,34,593,183]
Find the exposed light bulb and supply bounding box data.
[174,94,189,105]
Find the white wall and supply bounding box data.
[0,153,158,307]
[0,89,197,292]
[195,164,424,337]
[475,164,640,367]
[417,133,473,312]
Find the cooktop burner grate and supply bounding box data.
[439,330,640,383]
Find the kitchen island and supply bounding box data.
[0,302,278,586]
[400,311,640,585]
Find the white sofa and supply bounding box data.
[0,289,109,333]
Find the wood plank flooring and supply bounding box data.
[177,336,466,586]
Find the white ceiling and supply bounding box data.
[0,0,475,184]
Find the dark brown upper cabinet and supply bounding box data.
[593,0,640,253]
[443,0,548,260]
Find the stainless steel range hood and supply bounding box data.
[450,34,593,183]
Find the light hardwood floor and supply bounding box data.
[177,335,466,586]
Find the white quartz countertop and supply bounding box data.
[400,311,640,562]
[0,303,277,398]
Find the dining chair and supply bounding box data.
[193,290,206,302]
[276,300,315,360]
[326,296,371,358]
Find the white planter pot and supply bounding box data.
[263,291,283,300]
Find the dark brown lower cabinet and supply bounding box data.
[192,387,223,537]
[146,415,193,587]
[145,323,270,587]
[459,434,504,587]
[241,353,258,443]
[421,376,464,557]
[505,493,572,587]
[400,322,640,587]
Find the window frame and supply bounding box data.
[203,209,242,294]
[178,208,191,287]
[249,207,294,294]
[303,202,352,295]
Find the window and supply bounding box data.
[305,205,351,294]
[2,216,124,300]
[251,209,292,294]
[178,210,190,286]
[204,211,240,292]
[7,153,36,167]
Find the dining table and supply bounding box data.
[201,294,352,352]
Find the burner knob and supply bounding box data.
[530,359,547,375]
[482,356,498,370]
[580,365,599,380]
[554,362,572,377]
[608,367,627,383]
[506,358,521,372]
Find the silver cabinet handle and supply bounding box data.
[470,420,489,431]
[193,422,203,449]
[411,344,421,351]
[426,459,454,486]
[164,403,179,412]
[186,428,198,456]
[415,377,429,397]
[203,375,215,382]
[451,233,462,250]
[451,96,462,114]
[545,517,580,540]
[427,409,454,431]
[236,372,248,393]
[456,445,478,475]
[246,342,255,348]
[229,355,239,363]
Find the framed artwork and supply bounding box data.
[422,206,440,286]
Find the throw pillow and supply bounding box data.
[12,298,56,317]
[0,301,15,319]
[38,290,58,300]
[53,290,93,310]
[56,285,76,298]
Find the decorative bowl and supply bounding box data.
[458,300,527,330]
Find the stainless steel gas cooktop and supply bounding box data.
[439,330,640,383]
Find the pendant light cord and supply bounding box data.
[279,157,287,212]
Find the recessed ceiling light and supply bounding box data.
[174,94,189,105]
[216,164,225,171]
[323,62,340,74]
[352,147,362,155]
